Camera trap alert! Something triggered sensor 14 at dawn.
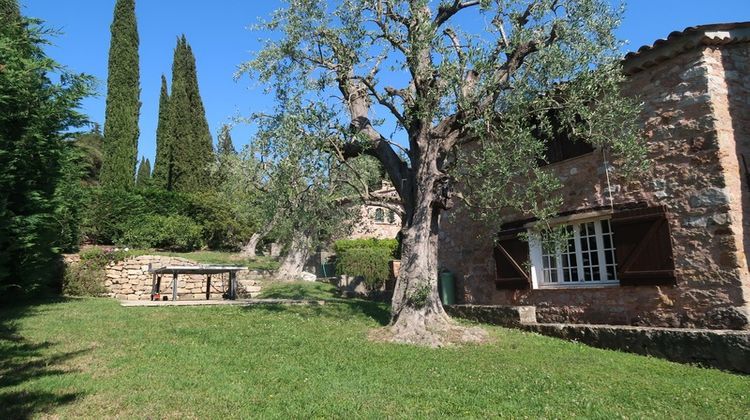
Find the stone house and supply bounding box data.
[439,22,750,331]
[349,181,402,240]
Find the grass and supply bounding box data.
[257,280,342,300]
[1,284,748,418]
[129,249,280,271]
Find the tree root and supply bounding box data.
[369,310,489,348]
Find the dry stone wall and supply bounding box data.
[104,255,265,301]
[439,43,750,330]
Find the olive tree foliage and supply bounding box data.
[243,0,645,345]
[220,101,381,275]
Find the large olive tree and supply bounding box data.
[245,0,644,346]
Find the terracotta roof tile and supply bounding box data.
[623,22,750,74]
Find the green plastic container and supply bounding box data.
[438,270,455,306]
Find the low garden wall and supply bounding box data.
[66,254,267,301]
[522,323,750,374]
[446,304,750,373]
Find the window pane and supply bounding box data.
[537,219,617,286]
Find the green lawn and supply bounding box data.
[2,284,748,418]
[136,249,280,271]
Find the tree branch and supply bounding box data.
[434,1,480,28]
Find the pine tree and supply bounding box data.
[101,0,140,188]
[168,36,213,192]
[152,74,171,188]
[135,157,151,188]
[0,0,92,296]
[217,124,236,156]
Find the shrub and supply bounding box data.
[120,215,204,251]
[333,238,399,258]
[334,239,398,289]
[80,187,248,251]
[79,246,141,268]
[81,186,148,244]
[63,263,106,297]
[63,247,143,297]
[182,191,249,250]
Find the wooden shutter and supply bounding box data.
[494,227,531,290]
[611,206,676,286]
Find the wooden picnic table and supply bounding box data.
[148,265,247,301]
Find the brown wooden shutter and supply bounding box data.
[611,206,676,286]
[494,227,531,290]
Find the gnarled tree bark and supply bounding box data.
[275,230,313,280]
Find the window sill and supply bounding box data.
[536,281,619,290]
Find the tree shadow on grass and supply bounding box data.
[0,299,89,419]
[257,281,340,301]
[246,298,392,326]
[253,281,392,326]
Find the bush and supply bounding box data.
[182,191,249,250]
[120,215,204,251]
[333,238,399,258]
[63,263,106,297]
[63,247,144,297]
[80,187,249,251]
[78,246,141,268]
[81,186,148,244]
[334,238,399,289]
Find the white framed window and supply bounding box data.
[529,218,618,288]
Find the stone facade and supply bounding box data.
[101,255,264,301]
[349,182,402,240]
[439,23,750,330]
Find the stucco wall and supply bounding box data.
[439,44,750,330]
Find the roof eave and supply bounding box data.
[623,23,750,75]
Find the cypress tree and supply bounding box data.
[169,36,213,192]
[135,157,151,188]
[152,74,171,188]
[217,124,236,156]
[101,0,140,189]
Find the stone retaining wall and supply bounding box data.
[522,323,750,374]
[446,304,750,373]
[102,255,266,301]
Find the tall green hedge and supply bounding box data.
[0,1,92,298]
[81,187,250,251]
[333,238,399,288]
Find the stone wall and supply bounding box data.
[711,43,750,320]
[522,323,750,374]
[439,41,750,329]
[349,183,402,240]
[349,205,401,240]
[102,255,265,301]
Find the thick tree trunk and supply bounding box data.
[240,232,263,258]
[388,198,453,344]
[240,215,280,258]
[381,160,487,347]
[275,231,312,280]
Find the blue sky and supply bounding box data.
[22,1,750,164]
